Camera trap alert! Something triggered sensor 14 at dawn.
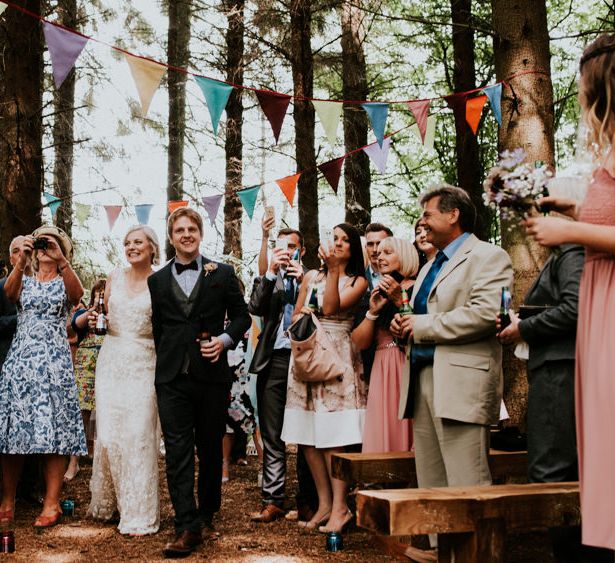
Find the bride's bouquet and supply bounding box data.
[483,148,553,223]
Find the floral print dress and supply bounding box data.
[0,276,87,455]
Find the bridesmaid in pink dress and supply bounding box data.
[353,237,419,453]
[526,34,615,555]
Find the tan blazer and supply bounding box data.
[399,234,513,425]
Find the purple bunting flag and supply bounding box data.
[43,22,89,88]
[202,194,224,225]
[363,137,392,174]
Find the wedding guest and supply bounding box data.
[0,227,86,528]
[88,226,161,535]
[0,237,24,371]
[525,33,615,557]
[353,237,419,453]
[281,223,367,534]
[414,218,437,273]
[364,223,393,291]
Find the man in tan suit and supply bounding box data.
[392,185,513,489]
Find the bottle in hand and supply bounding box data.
[94,284,108,336]
[399,288,413,316]
[499,286,512,330]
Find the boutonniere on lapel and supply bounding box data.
[203,262,218,277]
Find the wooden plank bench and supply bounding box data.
[332,449,528,486]
[356,482,580,562]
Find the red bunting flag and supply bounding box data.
[255,90,292,144]
[407,100,431,143]
[444,93,468,130]
[275,173,301,206]
[318,157,345,195]
[465,94,488,135]
[168,200,189,214]
[103,205,122,231]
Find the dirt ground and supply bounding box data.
[6,451,553,562]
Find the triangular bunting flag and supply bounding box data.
[0,5,6,16]
[363,137,391,174]
[255,90,291,144]
[237,186,260,220]
[407,100,431,143]
[410,114,437,150]
[312,100,343,148]
[135,204,153,225]
[75,203,91,226]
[483,83,503,126]
[124,54,167,117]
[202,194,223,225]
[275,173,301,206]
[104,205,122,231]
[466,94,488,135]
[318,157,345,195]
[43,22,89,89]
[43,192,62,218]
[168,200,188,214]
[194,76,233,136]
[361,102,389,147]
[444,93,468,130]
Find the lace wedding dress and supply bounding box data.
[88,268,160,535]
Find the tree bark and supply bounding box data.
[223,0,244,259]
[340,0,371,232]
[52,0,78,238]
[166,0,192,259]
[291,0,318,268]
[0,0,44,265]
[491,0,554,431]
[449,0,489,240]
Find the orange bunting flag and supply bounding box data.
[275,173,301,206]
[465,94,488,135]
[168,200,189,214]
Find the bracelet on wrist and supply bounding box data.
[366,311,380,321]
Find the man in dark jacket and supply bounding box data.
[248,228,316,523]
[0,237,24,370]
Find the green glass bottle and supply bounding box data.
[399,288,413,316]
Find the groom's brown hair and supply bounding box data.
[167,207,204,240]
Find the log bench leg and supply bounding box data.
[437,519,505,563]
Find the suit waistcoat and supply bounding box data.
[170,271,204,373]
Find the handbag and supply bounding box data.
[288,312,354,383]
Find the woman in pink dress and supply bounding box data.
[353,237,419,453]
[526,34,615,555]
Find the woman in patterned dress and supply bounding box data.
[0,226,86,528]
[281,223,368,534]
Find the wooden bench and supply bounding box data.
[356,482,580,562]
[332,449,528,486]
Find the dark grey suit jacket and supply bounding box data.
[519,244,585,371]
[0,277,17,370]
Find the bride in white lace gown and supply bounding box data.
[88,226,161,535]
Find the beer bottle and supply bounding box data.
[307,287,319,312]
[500,286,512,330]
[399,288,413,316]
[94,284,108,336]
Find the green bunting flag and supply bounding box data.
[237,186,260,219]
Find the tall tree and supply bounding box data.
[291,0,319,268]
[448,0,489,240]
[223,0,244,259]
[340,0,370,231]
[166,0,192,259]
[491,0,554,429]
[0,1,44,265]
[52,0,79,238]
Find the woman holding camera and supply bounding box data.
[0,227,86,528]
[352,237,419,453]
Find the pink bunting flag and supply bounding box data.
[42,22,89,88]
[104,205,122,232]
[255,90,292,144]
[318,157,345,195]
[407,100,431,143]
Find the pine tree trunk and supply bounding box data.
[223,0,244,259]
[0,1,44,265]
[491,0,554,431]
[166,0,192,259]
[449,0,489,240]
[52,0,78,238]
[291,0,318,268]
[340,0,370,232]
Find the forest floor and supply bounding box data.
[7,450,553,562]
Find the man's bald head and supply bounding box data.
[9,236,25,267]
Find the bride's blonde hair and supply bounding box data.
[124,225,161,266]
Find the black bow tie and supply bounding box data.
[175,260,198,275]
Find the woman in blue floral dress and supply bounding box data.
[0,226,86,528]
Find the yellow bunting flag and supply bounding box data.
[0,4,7,16]
[410,114,436,151]
[124,54,167,117]
[312,100,343,148]
[275,173,301,207]
[168,200,189,214]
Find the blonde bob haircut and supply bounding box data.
[377,237,419,279]
[124,225,161,266]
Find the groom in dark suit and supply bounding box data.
[148,208,250,558]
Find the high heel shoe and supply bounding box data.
[33,510,62,529]
[298,511,331,531]
[318,510,354,534]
